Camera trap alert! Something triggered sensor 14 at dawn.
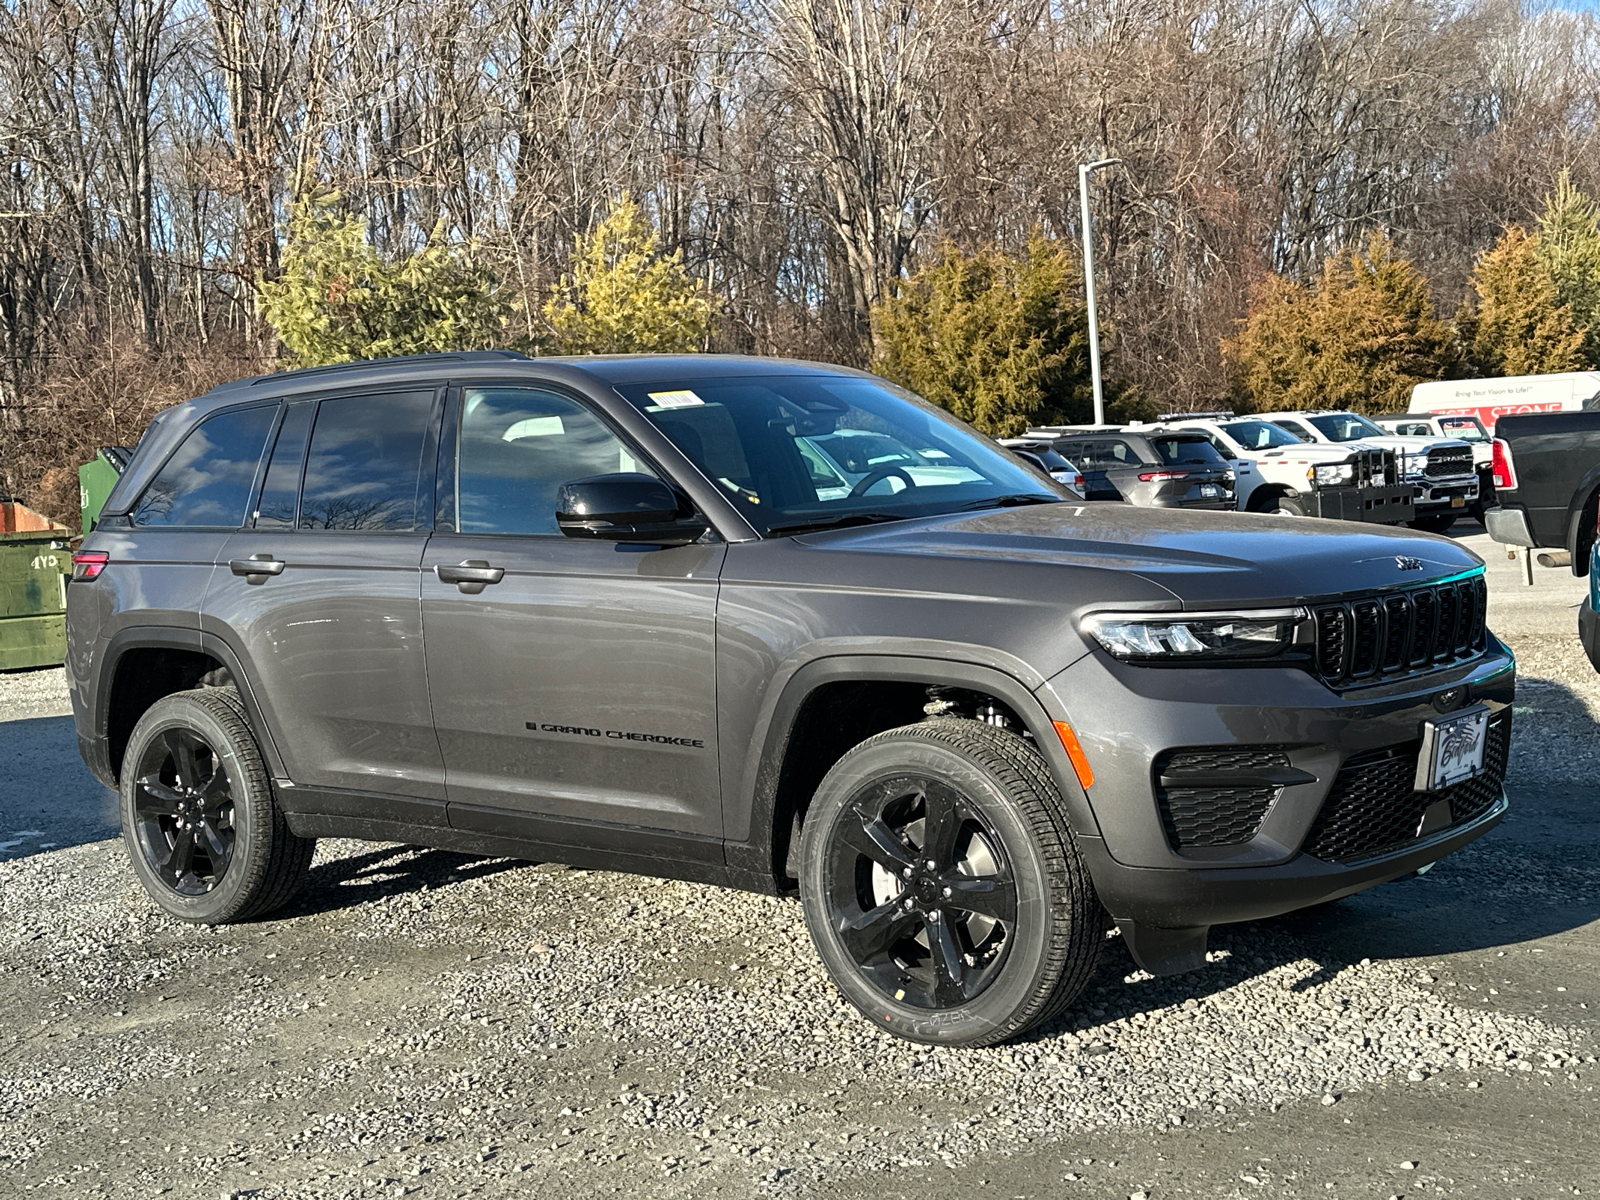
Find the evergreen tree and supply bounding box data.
[1225,231,1459,413]
[871,235,1092,437]
[543,195,714,354]
[1536,170,1600,368]
[1464,225,1586,377]
[257,194,506,367]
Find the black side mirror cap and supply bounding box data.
[555,473,709,546]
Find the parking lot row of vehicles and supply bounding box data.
[1004,409,1484,532]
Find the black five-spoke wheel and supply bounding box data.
[131,727,237,896]
[119,687,316,923]
[827,776,1017,1009]
[798,718,1103,1046]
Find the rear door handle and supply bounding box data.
[229,554,286,582]
[435,560,505,594]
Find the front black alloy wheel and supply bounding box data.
[120,688,315,923]
[824,775,1018,1010]
[799,718,1103,1046]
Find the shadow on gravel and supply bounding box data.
[0,714,119,859]
[274,843,524,920]
[1023,673,1600,1038]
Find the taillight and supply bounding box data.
[1491,439,1516,490]
[1138,471,1189,483]
[71,551,109,581]
[1073,473,1086,493]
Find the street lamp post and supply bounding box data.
[1078,157,1122,426]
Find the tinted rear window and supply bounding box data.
[299,391,434,531]
[1151,437,1226,465]
[132,404,276,528]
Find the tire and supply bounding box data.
[1273,494,1310,517]
[1409,514,1456,534]
[797,718,1102,1047]
[120,687,315,923]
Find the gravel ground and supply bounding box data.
[2,525,1597,1199]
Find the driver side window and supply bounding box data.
[456,387,655,536]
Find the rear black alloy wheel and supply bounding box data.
[799,719,1102,1046]
[120,688,315,924]
[131,726,237,896]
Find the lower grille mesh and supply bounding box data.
[1301,710,1510,863]
[1153,746,1289,850]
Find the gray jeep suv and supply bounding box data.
[67,352,1514,1046]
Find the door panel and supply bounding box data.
[424,537,724,833]
[205,533,441,797]
[421,383,723,836]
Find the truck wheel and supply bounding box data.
[797,718,1102,1046]
[1274,495,1310,517]
[120,688,315,924]
[1409,514,1456,534]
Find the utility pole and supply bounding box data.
[1078,158,1122,425]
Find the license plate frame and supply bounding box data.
[1414,704,1490,792]
[1450,494,1466,508]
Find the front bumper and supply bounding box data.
[1305,483,1414,523]
[1581,595,1600,675]
[1035,641,1515,975]
[1412,477,1479,512]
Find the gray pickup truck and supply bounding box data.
[66,352,1514,1046]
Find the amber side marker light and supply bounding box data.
[1052,721,1095,790]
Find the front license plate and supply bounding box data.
[1414,704,1489,792]
[1451,495,1465,508]
[1200,484,1221,498]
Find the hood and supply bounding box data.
[1249,442,1381,463]
[794,503,1482,609]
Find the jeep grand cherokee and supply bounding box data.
[67,352,1514,1046]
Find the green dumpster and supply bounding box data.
[0,501,73,671]
[79,446,132,534]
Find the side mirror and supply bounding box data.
[555,473,708,546]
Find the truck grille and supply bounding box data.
[1153,746,1289,850]
[1311,574,1487,687]
[1423,446,1474,478]
[1300,709,1510,863]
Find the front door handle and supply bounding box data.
[436,559,505,594]
[229,553,286,583]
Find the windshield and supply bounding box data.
[1437,416,1489,442]
[1220,420,1302,449]
[1150,436,1227,465]
[615,374,1062,536]
[1307,413,1386,442]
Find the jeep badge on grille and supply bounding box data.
[1395,556,1423,571]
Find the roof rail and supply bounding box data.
[206,349,534,395]
[1156,410,1235,421]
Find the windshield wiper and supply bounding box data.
[957,493,1061,511]
[763,513,909,537]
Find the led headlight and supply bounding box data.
[1081,608,1307,661]
[1314,463,1354,486]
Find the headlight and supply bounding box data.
[1314,463,1354,486]
[1081,608,1307,661]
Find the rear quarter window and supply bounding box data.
[131,404,277,528]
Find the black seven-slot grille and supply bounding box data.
[1312,574,1487,687]
[1152,746,1292,850]
[1301,709,1510,863]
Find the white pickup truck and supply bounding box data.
[1373,412,1494,521]
[1145,413,1414,523]
[1257,410,1478,533]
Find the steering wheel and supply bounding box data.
[848,465,918,498]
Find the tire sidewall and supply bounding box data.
[798,736,1056,1046]
[120,693,267,923]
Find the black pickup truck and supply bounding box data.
[1484,410,1600,575]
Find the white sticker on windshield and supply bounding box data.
[647,389,705,409]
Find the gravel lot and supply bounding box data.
[3,524,1597,1199]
